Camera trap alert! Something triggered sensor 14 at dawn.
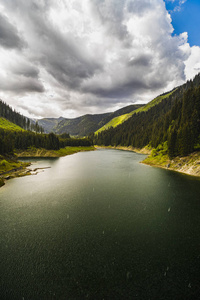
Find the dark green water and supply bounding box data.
[1,149,200,300]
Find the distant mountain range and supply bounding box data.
[37,104,144,136]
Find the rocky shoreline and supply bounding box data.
[0,165,53,188]
[0,165,31,187]
[96,146,200,178]
[143,151,200,178]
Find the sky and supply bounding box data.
[0,0,200,119]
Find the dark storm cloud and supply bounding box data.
[83,78,148,99]
[0,76,44,93]
[12,64,40,78]
[0,0,199,118]
[0,13,25,49]
[42,33,101,90]
[8,0,101,90]
[1,0,100,96]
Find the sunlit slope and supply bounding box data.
[0,117,24,131]
[95,90,175,134]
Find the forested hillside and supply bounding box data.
[95,92,174,134]
[38,104,143,136]
[0,128,92,155]
[0,118,25,132]
[0,100,92,156]
[0,99,43,133]
[37,117,65,133]
[92,74,200,158]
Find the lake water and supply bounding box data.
[1,149,200,299]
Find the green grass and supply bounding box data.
[95,90,176,135]
[54,146,95,156]
[134,90,175,114]
[0,158,25,174]
[0,117,24,131]
[142,142,169,166]
[15,146,95,158]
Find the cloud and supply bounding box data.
[0,12,25,49]
[0,0,199,118]
[185,46,200,79]
[0,47,44,95]
[165,0,187,12]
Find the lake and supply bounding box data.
[1,149,200,299]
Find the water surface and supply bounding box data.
[1,149,200,299]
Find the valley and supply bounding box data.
[1,73,200,182]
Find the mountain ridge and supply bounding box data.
[37,104,144,136]
[93,73,200,159]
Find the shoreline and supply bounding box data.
[143,151,200,178]
[95,145,151,155]
[95,145,200,178]
[1,146,199,187]
[0,163,31,187]
[0,146,95,187]
[15,146,96,158]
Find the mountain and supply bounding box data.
[37,117,65,133]
[93,73,200,158]
[38,104,143,136]
[95,90,176,134]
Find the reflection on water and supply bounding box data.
[1,149,200,299]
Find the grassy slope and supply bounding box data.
[95,90,175,134]
[0,117,24,131]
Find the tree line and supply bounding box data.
[92,73,200,158]
[0,129,92,155]
[0,100,93,155]
[0,99,44,133]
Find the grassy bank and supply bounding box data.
[15,146,95,158]
[110,143,200,178]
[95,144,200,177]
[0,157,29,174]
[143,150,200,177]
[0,156,31,187]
